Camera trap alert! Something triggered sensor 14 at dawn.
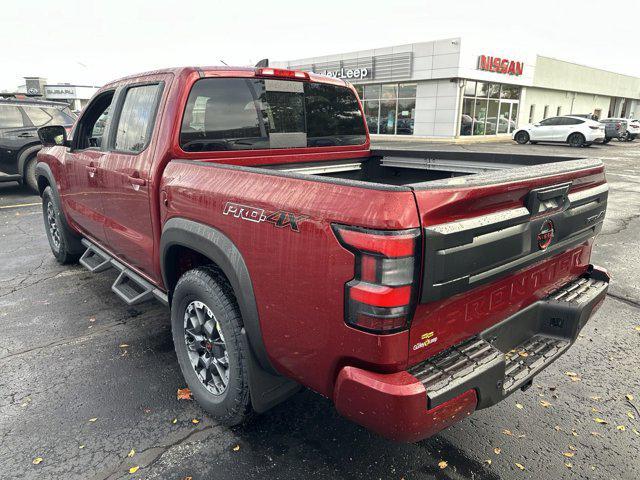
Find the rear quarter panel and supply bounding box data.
[161,161,420,397]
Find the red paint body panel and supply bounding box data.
[333,366,477,442]
[37,65,608,442]
[161,161,419,395]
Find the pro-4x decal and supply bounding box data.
[223,202,308,232]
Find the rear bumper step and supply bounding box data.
[409,265,609,410]
[79,239,168,306]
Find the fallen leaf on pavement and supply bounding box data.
[79,445,85,449]
[563,452,575,458]
[565,462,573,469]
[554,425,562,431]
[540,400,552,408]
[32,457,43,465]
[590,396,602,401]
[438,460,448,469]
[568,445,577,451]
[191,418,200,424]
[494,447,501,454]
[515,463,525,471]
[89,317,96,323]
[591,431,601,436]
[627,412,635,420]
[626,394,634,401]
[177,388,192,400]
[88,418,97,422]
[516,403,523,410]
[594,418,608,424]
[233,445,240,451]
[634,326,640,332]
[632,428,639,436]
[129,466,139,474]
[617,425,626,431]
[565,371,578,377]
[571,430,578,437]
[486,459,492,465]
[127,449,135,458]
[172,418,177,424]
[119,344,130,348]
[503,429,513,436]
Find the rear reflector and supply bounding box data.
[333,224,421,334]
[350,284,412,307]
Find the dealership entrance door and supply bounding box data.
[460,81,520,136]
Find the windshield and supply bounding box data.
[180,78,366,152]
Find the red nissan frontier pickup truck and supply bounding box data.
[35,66,609,442]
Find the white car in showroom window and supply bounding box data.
[512,116,605,147]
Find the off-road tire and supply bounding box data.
[514,131,529,144]
[42,186,82,264]
[171,266,253,426]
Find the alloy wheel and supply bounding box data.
[46,201,61,250]
[183,300,230,395]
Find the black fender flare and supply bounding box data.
[34,162,84,255]
[160,217,300,412]
[18,144,42,177]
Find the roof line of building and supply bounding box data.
[536,55,640,81]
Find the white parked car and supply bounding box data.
[512,116,605,147]
[625,119,639,140]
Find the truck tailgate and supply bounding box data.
[408,158,608,364]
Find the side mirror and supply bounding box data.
[534,123,541,127]
[38,125,69,147]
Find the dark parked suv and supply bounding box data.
[0,98,76,191]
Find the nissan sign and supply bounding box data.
[478,55,524,76]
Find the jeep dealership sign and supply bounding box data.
[478,55,524,76]
[321,67,370,80]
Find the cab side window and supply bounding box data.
[113,84,160,153]
[73,91,114,150]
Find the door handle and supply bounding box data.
[128,176,146,187]
[17,132,36,138]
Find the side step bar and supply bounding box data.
[79,239,168,306]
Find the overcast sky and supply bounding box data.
[1,0,638,91]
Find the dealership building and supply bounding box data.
[274,38,640,139]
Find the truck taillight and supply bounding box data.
[333,225,421,334]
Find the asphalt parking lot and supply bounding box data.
[1,140,639,480]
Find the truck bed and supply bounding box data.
[265,149,593,188]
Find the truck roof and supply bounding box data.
[102,66,349,88]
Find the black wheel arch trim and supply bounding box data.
[34,162,84,254]
[160,217,273,373]
[18,143,42,177]
[160,217,300,412]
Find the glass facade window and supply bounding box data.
[363,84,381,100]
[359,81,417,135]
[464,80,476,97]
[460,82,521,136]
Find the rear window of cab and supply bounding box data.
[179,78,366,152]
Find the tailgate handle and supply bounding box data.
[527,182,571,216]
